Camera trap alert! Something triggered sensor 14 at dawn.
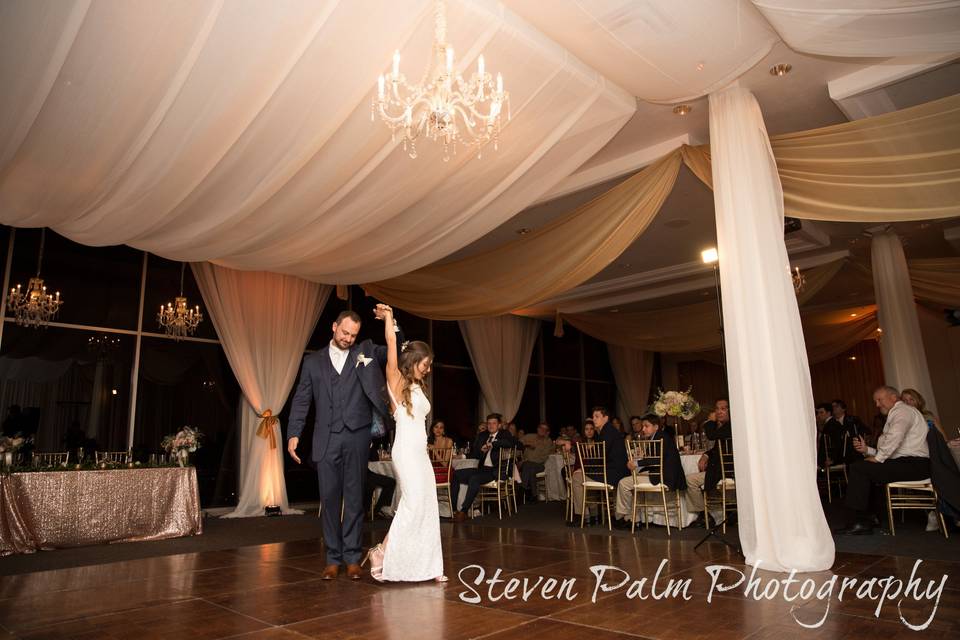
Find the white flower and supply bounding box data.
[356,354,373,368]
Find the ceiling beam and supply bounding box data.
[828,54,958,120]
[534,134,692,204]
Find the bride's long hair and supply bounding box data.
[397,340,434,418]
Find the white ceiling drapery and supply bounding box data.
[0,0,635,283]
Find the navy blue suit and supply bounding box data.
[288,337,393,565]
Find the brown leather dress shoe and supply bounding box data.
[321,564,340,580]
[453,511,467,523]
[346,563,362,579]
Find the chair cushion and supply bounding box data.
[582,480,613,489]
[888,478,932,488]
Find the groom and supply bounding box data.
[287,306,400,579]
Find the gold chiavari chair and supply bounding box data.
[32,451,70,467]
[818,433,848,502]
[430,446,455,517]
[576,441,613,530]
[475,446,516,519]
[626,439,684,535]
[886,479,949,538]
[703,438,736,533]
[95,451,130,464]
[559,446,575,522]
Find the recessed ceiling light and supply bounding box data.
[672,104,692,116]
[848,356,857,361]
[850,313,858,317]
[516,227,531,235]
[701,248,718,264]
[769,63,792,77]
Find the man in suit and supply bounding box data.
[824,399,865,464]
[592,406,629,489]
[451,413,516,522]
[685,397,732,527]
[287,307,400,580]
[614,413,687,528]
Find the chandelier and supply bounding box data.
[88,334,120,362]
[792,266,806,295]
[158,263,203,341]
[372,0,509,160]
[8,228,63,328]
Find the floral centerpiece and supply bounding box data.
[0,435,30,469]
[161,426,202,467]
[652,388,701,421]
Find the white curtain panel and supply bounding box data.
[606,344,654,418]
[192,262,330,518]
[505,0,779,103]
[709,86,833,572]
[458,315,539,423]
[871,231,939,413]
[752,0,960,56]
[0,0,634,284]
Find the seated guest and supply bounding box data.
[614,414,688,529]
[815,402,833,466]
[611,417,625,434]
[901,388,946,439]
[824,399,865,464]
[835,386,930,535]
[591,405,629,490]
[519,422,554,501]
[428,420,454,450]
[451,413,516,522]
[507,422,519,439]
[627,415,644,442]
[580,419,597,443]
[685,398,732,527]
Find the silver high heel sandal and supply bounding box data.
[361,543,385,581]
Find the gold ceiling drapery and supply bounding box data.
[365,150,684,319]
[366,94,959,320]
[905,257,960,308]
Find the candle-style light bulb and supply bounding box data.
[478,54,484,77]
[496,72,503,93]
[446,47,454,73]
[378,74,385,99]
[392,50,400,77]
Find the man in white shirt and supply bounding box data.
[835,385,930,535]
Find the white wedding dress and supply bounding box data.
[380,384,444,581]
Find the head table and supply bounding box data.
[0,466,203,555]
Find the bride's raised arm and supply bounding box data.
[378,304,401,406]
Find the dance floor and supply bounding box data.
[0,522,957,639]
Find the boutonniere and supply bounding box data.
[355,353,373,368]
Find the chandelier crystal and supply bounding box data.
[8,228,63,328]
[158,263,203,341]
[372,0,510,160]
[792,266,806,295]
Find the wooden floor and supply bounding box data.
[0,522,957,639]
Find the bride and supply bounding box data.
[363,304,446,583]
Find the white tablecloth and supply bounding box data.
[368,457,478,518]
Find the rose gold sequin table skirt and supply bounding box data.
[0,467,203,555]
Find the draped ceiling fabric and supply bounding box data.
[504,0,780,103]
[708,86,833,572]
[752,0,960,57]
[906,257,960,307]
[371,95,959,319]
[457,315,540,423]
[192,263,330,518]
[0,0,635,284]
[368,150,683,318]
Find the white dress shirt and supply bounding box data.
[484,431,499,467]
[867,401,929,462]
[328,341,349,374]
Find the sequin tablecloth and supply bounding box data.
[0,467,203,555]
